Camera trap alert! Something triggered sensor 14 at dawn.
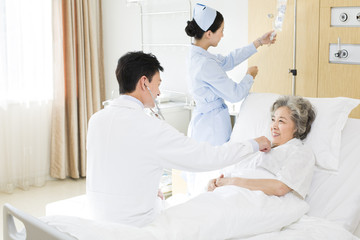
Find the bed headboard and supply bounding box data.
[3,203,76,240]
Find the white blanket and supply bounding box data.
[42,215,156,240]
[42,195,358,240]
[237,215,359,240]
[144,185,309,240]
[41,214,359,240]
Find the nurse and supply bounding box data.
[185,3,277,146]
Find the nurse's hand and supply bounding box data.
[260,30,277,45]
[247,66,258,79]
[254,136,271,153]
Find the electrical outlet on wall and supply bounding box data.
[331,7,360,27]
[329,43,360,65]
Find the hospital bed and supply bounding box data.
[3,93,360,240]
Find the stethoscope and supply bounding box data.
[145,85,165,120]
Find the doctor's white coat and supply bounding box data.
[86,96,256,227]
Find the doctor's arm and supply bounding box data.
[156,120,270,172]
[212,175,291,197]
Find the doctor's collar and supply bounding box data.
[193,3,217,31]
[119,95,144,109]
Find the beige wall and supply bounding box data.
[248,0,360,118]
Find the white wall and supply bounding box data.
[102,0,248,100]
[102,0,142,99]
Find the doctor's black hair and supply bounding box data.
[185,11,224,40]
[115,51,164,94]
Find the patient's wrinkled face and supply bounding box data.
[270,106,296,146]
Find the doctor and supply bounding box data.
[86,51,271,227]
[185,4,276,145]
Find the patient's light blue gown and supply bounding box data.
[185,44,257,196]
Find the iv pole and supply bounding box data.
[289,0,297,96]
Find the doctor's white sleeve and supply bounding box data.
[155,120,256,172]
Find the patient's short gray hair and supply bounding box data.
[271,96,316,140]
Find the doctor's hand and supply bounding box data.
[254,136,271,153]
[247,66,258,79]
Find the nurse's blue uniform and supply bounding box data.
[188,43,257,146]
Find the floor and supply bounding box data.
[0,178,86,240]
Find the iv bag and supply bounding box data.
[273,0,287,31]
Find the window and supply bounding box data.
[0,0,52,103]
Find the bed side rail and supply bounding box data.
[3,203,77,240]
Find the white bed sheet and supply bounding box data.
[234,215,359,240]
[42,215,155,240]
[41,214,359,240]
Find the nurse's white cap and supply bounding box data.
[193,3,217,31]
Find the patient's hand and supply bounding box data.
[215,175,232,187]
[207,178,217,192]
[208,174,225,191]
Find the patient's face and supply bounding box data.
[270,106,296,146]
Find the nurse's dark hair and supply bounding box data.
[185,11,224,40]
[271,96,316,140]
[115,51,163,94]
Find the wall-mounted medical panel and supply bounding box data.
[319,1,360,119]
[329,43,360,64]
[331,7,360,27]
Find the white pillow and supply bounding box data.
[306,118,360,232]
[231,93,360,171]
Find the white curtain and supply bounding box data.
[0,0,53,193]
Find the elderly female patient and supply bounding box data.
[145,95,317,240]
[208,95,317,199]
